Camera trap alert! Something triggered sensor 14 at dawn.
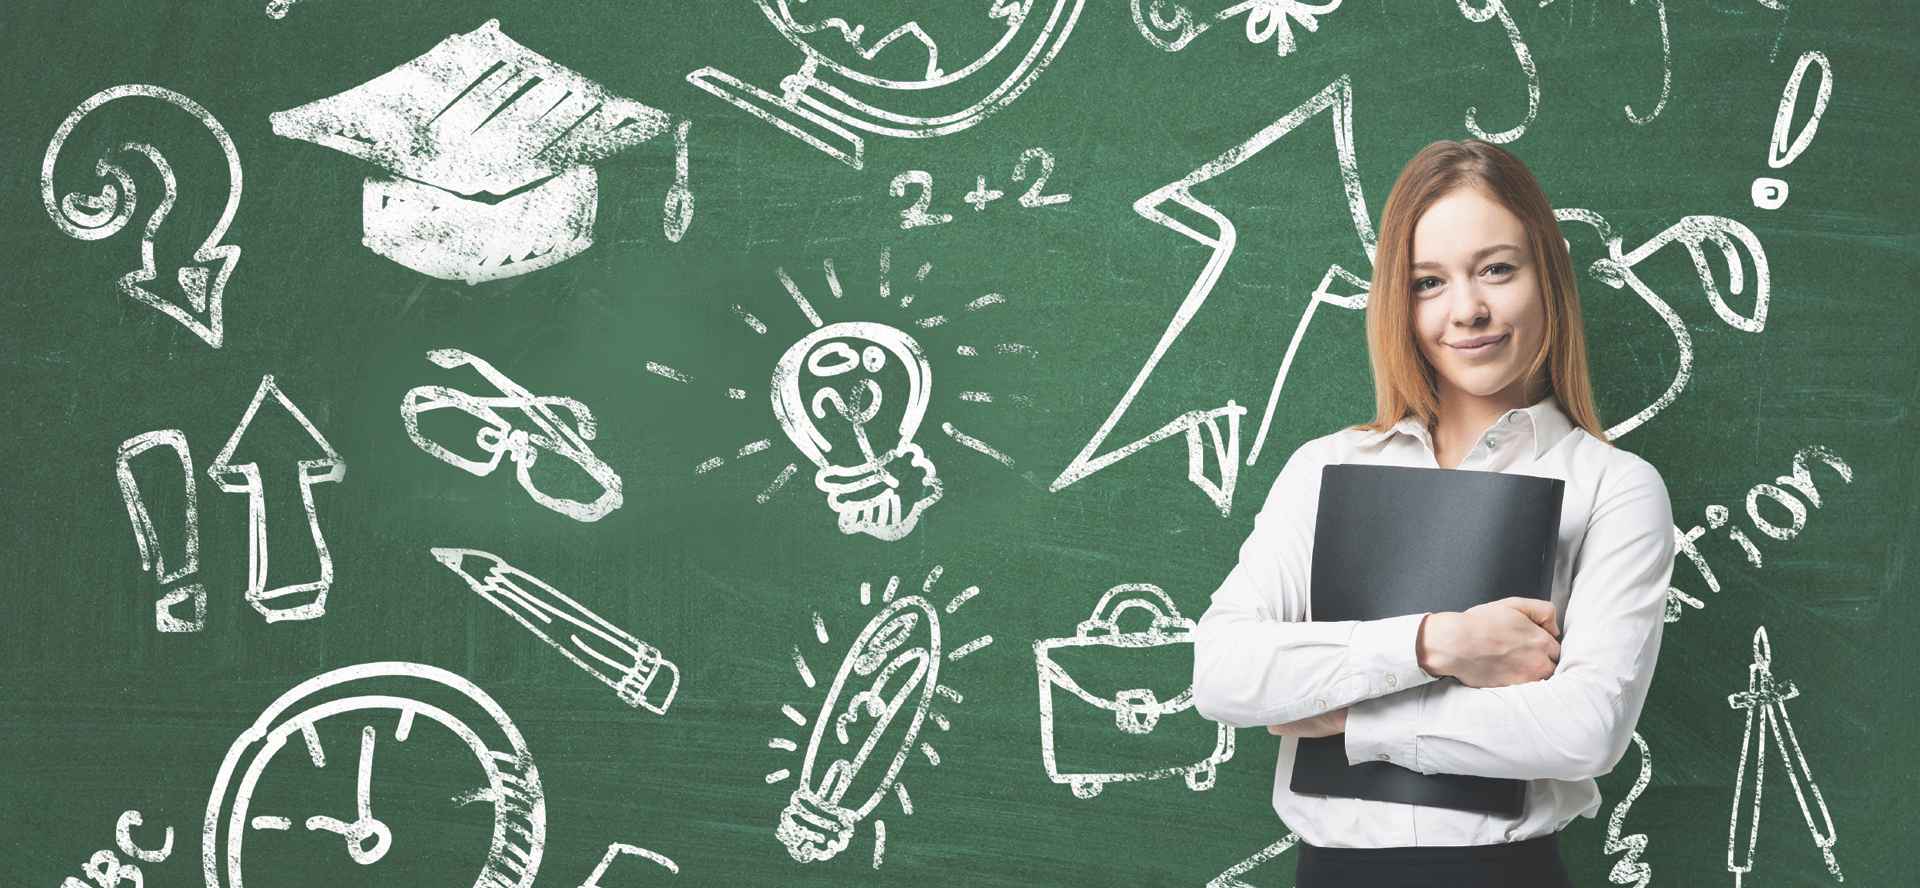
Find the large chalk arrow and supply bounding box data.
[1050,76,1378,516]
[209,375,345,622]
[41,84,243,348]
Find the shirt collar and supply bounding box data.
[1359,394,1574,460]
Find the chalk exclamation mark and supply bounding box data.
[1752,50,1832,210]
[115,430,205,632]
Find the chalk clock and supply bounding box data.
[201,662,544,888]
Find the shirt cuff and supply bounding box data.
[1346,611,1439,697]
[1344,683,1424,770]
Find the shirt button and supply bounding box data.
[1385,674,1397,687]
[1315,698,1327,710]
[1377,753,1392,761]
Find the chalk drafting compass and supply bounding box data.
[402,348,623,523]
[1725,626,1841,886]
[203,662,544,888]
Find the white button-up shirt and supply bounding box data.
[1191,394,1676,847]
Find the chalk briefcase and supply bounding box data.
[1035,584,1235,798]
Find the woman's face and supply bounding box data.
[1410,186,1547,409]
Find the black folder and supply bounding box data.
[1287,463,1565,817]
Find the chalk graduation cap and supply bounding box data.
[270,19,671,283]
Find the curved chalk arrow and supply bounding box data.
[41,84,243,348]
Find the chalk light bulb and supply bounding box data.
[771,321,942,541]
[776,595,941,862]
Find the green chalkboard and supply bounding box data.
[4,0,1916,885]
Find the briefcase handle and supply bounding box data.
[1077,583,1191,639]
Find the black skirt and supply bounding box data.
[1294,831,1573,888]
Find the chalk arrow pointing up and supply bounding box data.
[209,375,345,622]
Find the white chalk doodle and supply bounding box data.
[433,547,679,715]
[1603,732,1654,887]
[1748,0,1805,63]
[894,171,960,231]
[1035,584,1233,798]
[1539,0,1693,126]
[1620,0,1672,125]
[203,662,544,888]
[58,810,175,888]
[1131,0,1343,56]
[301,726,393,866]
[270,19,678,283]
[1726,627,1842,885]
[1666,443,1852,622]
[889,172,955,230]
[1207,833,1300,888]
[1051,77,1376,515]
[1753,50,1833,210]
[41,84,242,348]
[114,810,173,864]
[1564,208,1773,443]
[61,851,142,888]
[579,843,679,885]
[774,321,942,541]
[208,375,346,623]
[663,120,695,244]
[1455,1,1539,143]
[116,430,205,632]
[402,348,624,523]
[687,1,1086,169]
[889,147,1071,229]
[769,567,985,867]
[655,253,1025,539]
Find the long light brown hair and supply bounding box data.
[1350,139,1609,444]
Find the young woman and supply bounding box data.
[1191,139,1677,888]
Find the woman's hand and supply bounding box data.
[1267,707,1348,738]
[1418,598,1562,688]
